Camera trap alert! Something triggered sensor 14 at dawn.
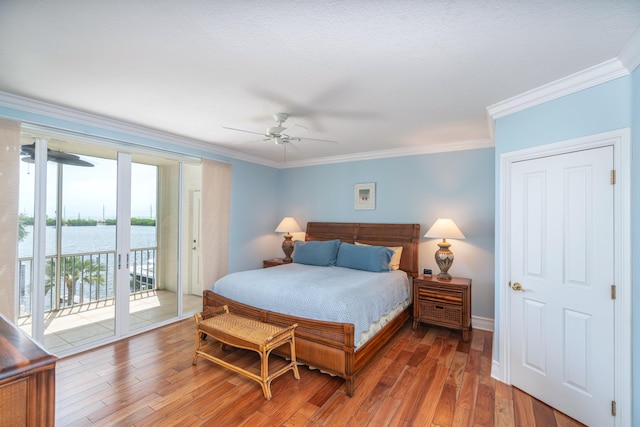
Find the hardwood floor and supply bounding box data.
[55,318,586,426]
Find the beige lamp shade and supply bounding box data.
[275,217,302,262]
[424,218,466,240]
[424,218,465,281]
[275,217,303,233]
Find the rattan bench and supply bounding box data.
[193,305,300,400]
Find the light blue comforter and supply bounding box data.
[211,263,410,348]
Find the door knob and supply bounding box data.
[511,282,525,291]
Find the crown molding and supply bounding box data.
[0,91,280,168]
[487,58,629,122]
[278,138,494,169]
[618,28,640,73]
[487,28,640,129]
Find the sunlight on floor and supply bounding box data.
[17,290,202,355]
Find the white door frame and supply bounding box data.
[190,189,202,296]
[494,128,631,426]
[115,152,132,337]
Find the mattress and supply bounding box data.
[211,263,411,348]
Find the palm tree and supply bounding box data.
[18,222,27,241]
[45,256,106,305]
[18,214,32,242]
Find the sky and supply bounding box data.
[19,156,158,220]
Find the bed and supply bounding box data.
[203,222,420,396]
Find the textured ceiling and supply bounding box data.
[1,1,639,165]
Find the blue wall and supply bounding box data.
[227,159,280,272]
[493,74,636,420]
[278,149,496,319]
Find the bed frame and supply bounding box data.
[203,222,420,396]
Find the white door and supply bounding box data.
[509,146,614,426]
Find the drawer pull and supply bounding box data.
[435,305,444,310]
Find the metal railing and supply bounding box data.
[17,247,157,317]
[129,247,156,292]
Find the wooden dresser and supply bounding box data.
[0,314,57,426]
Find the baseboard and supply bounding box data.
[472,315,493,332]
[491,360,503,382]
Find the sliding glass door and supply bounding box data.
[18,138,121,351]
[16,129,202,355]
[128,154,179,332]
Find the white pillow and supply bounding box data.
[355,242,403,270]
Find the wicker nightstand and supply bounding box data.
[412,276,472,341]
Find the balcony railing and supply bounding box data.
[17,247,157,317]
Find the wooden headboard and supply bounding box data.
[305,222,421,277]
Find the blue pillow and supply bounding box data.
[336,242,394,272]
[292,239,340,266]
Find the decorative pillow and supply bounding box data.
[355,241,403,270]
[336,242,394,272]
[292,239,340,266]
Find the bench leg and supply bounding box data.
[259,351,272,400]
[290,335,300,380]
[192,326,201,365]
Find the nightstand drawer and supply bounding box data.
[419,301,462,326]
[412,276,471,341]
[418,288,463,305]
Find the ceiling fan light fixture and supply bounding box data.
[273,112,289,124]
[267,126,286,135]
[223,112,339,151]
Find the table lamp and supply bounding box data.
[424,218,465,280]
[275,217,302,262]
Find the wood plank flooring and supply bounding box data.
[55,318,586,426]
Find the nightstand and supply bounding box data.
[262,258,292,268]
[412,276,472,342]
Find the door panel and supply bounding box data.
[563,309,590,392]
[522,298,546,375]
[510,146,614,426]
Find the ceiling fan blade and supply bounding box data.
[47,149,81,161]
[20,143,94,167]
[56,157,95,167]
[20,143,35,156]
[286,141,300,151]
[296,136,339,143]
[223,126,268,137]
[232,138,271,145]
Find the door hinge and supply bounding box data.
[611,400,616,416]
[611,285,616,300]
[611,169,616,185]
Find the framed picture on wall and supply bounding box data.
[354,183,375,210]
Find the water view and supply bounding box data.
[19,225,157,257]
[18,225,158,315]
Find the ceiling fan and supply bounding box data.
[20,143,94,167]
[223,113,338,150]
